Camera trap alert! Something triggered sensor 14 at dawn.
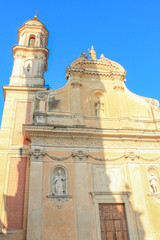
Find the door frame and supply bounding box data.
[91,192,139,240]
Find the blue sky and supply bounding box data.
[1,0,160,123]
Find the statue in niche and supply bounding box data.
[149,172,158,193]
[52,169,66,195]
[95,96,104,117]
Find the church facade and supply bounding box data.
[0,17,160,240]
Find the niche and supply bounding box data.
[24,60,33,75]
[92,91,105,117]
[50,165,67,196]
[29,35,36,47]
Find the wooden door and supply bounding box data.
[99,203,129,240]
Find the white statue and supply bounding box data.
[149,172,158,193]
[95,96,104,117]
[88,46,97,59]
[53,170,66,195]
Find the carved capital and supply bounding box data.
[71,80,82,88]
[113,80,124,91]
[29,148,45,162]
[72,149,88,162]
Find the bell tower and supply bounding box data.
[10,16,48,87]
[0,17,49,237]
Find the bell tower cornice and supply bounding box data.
[12,46,49,60]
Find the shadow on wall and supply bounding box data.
[0,148,27,236]
[96,173,145,239]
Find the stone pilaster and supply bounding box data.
[72,149,93,240]
[71,80,82,115]
[26,147,45,240]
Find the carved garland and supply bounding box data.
[44,152,160,162]
[45,153,72,161]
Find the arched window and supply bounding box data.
[29,35,35,47]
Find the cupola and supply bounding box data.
[18,16,48,47]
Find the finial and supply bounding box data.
[88,46,97,60]
[33,10,40,19]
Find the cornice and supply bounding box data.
[23,124,160,141]
[66,67,126,80]
[3,86,47,99]
[12,45,49,59]
[70,58,125,72]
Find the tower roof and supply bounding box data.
[22,16,46,29]
[18,16,47,34]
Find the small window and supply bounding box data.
[29,36,35,47]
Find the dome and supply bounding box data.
[23,16,46,28]
[19,16,46,31]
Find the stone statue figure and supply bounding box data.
[95,96,104,117]
[88,46,97,60]
[53,170,66,195]
[79,52,88,59]
[149,172,158,193]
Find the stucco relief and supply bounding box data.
[29,148,45,162]
[93,165,125,192]
[72,149,88,161]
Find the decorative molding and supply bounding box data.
[147,98,159,109]
[124,151,140,161]
[113,80,125,91]
[90,191,131,197]
[66,67,126,79]
[72,149,88,161]
[29,147,160,163]
[147,193,160,202]
[68,58,126,73]
[29,148,45,162]
[46,195,72,208]
[36,90,51,100]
